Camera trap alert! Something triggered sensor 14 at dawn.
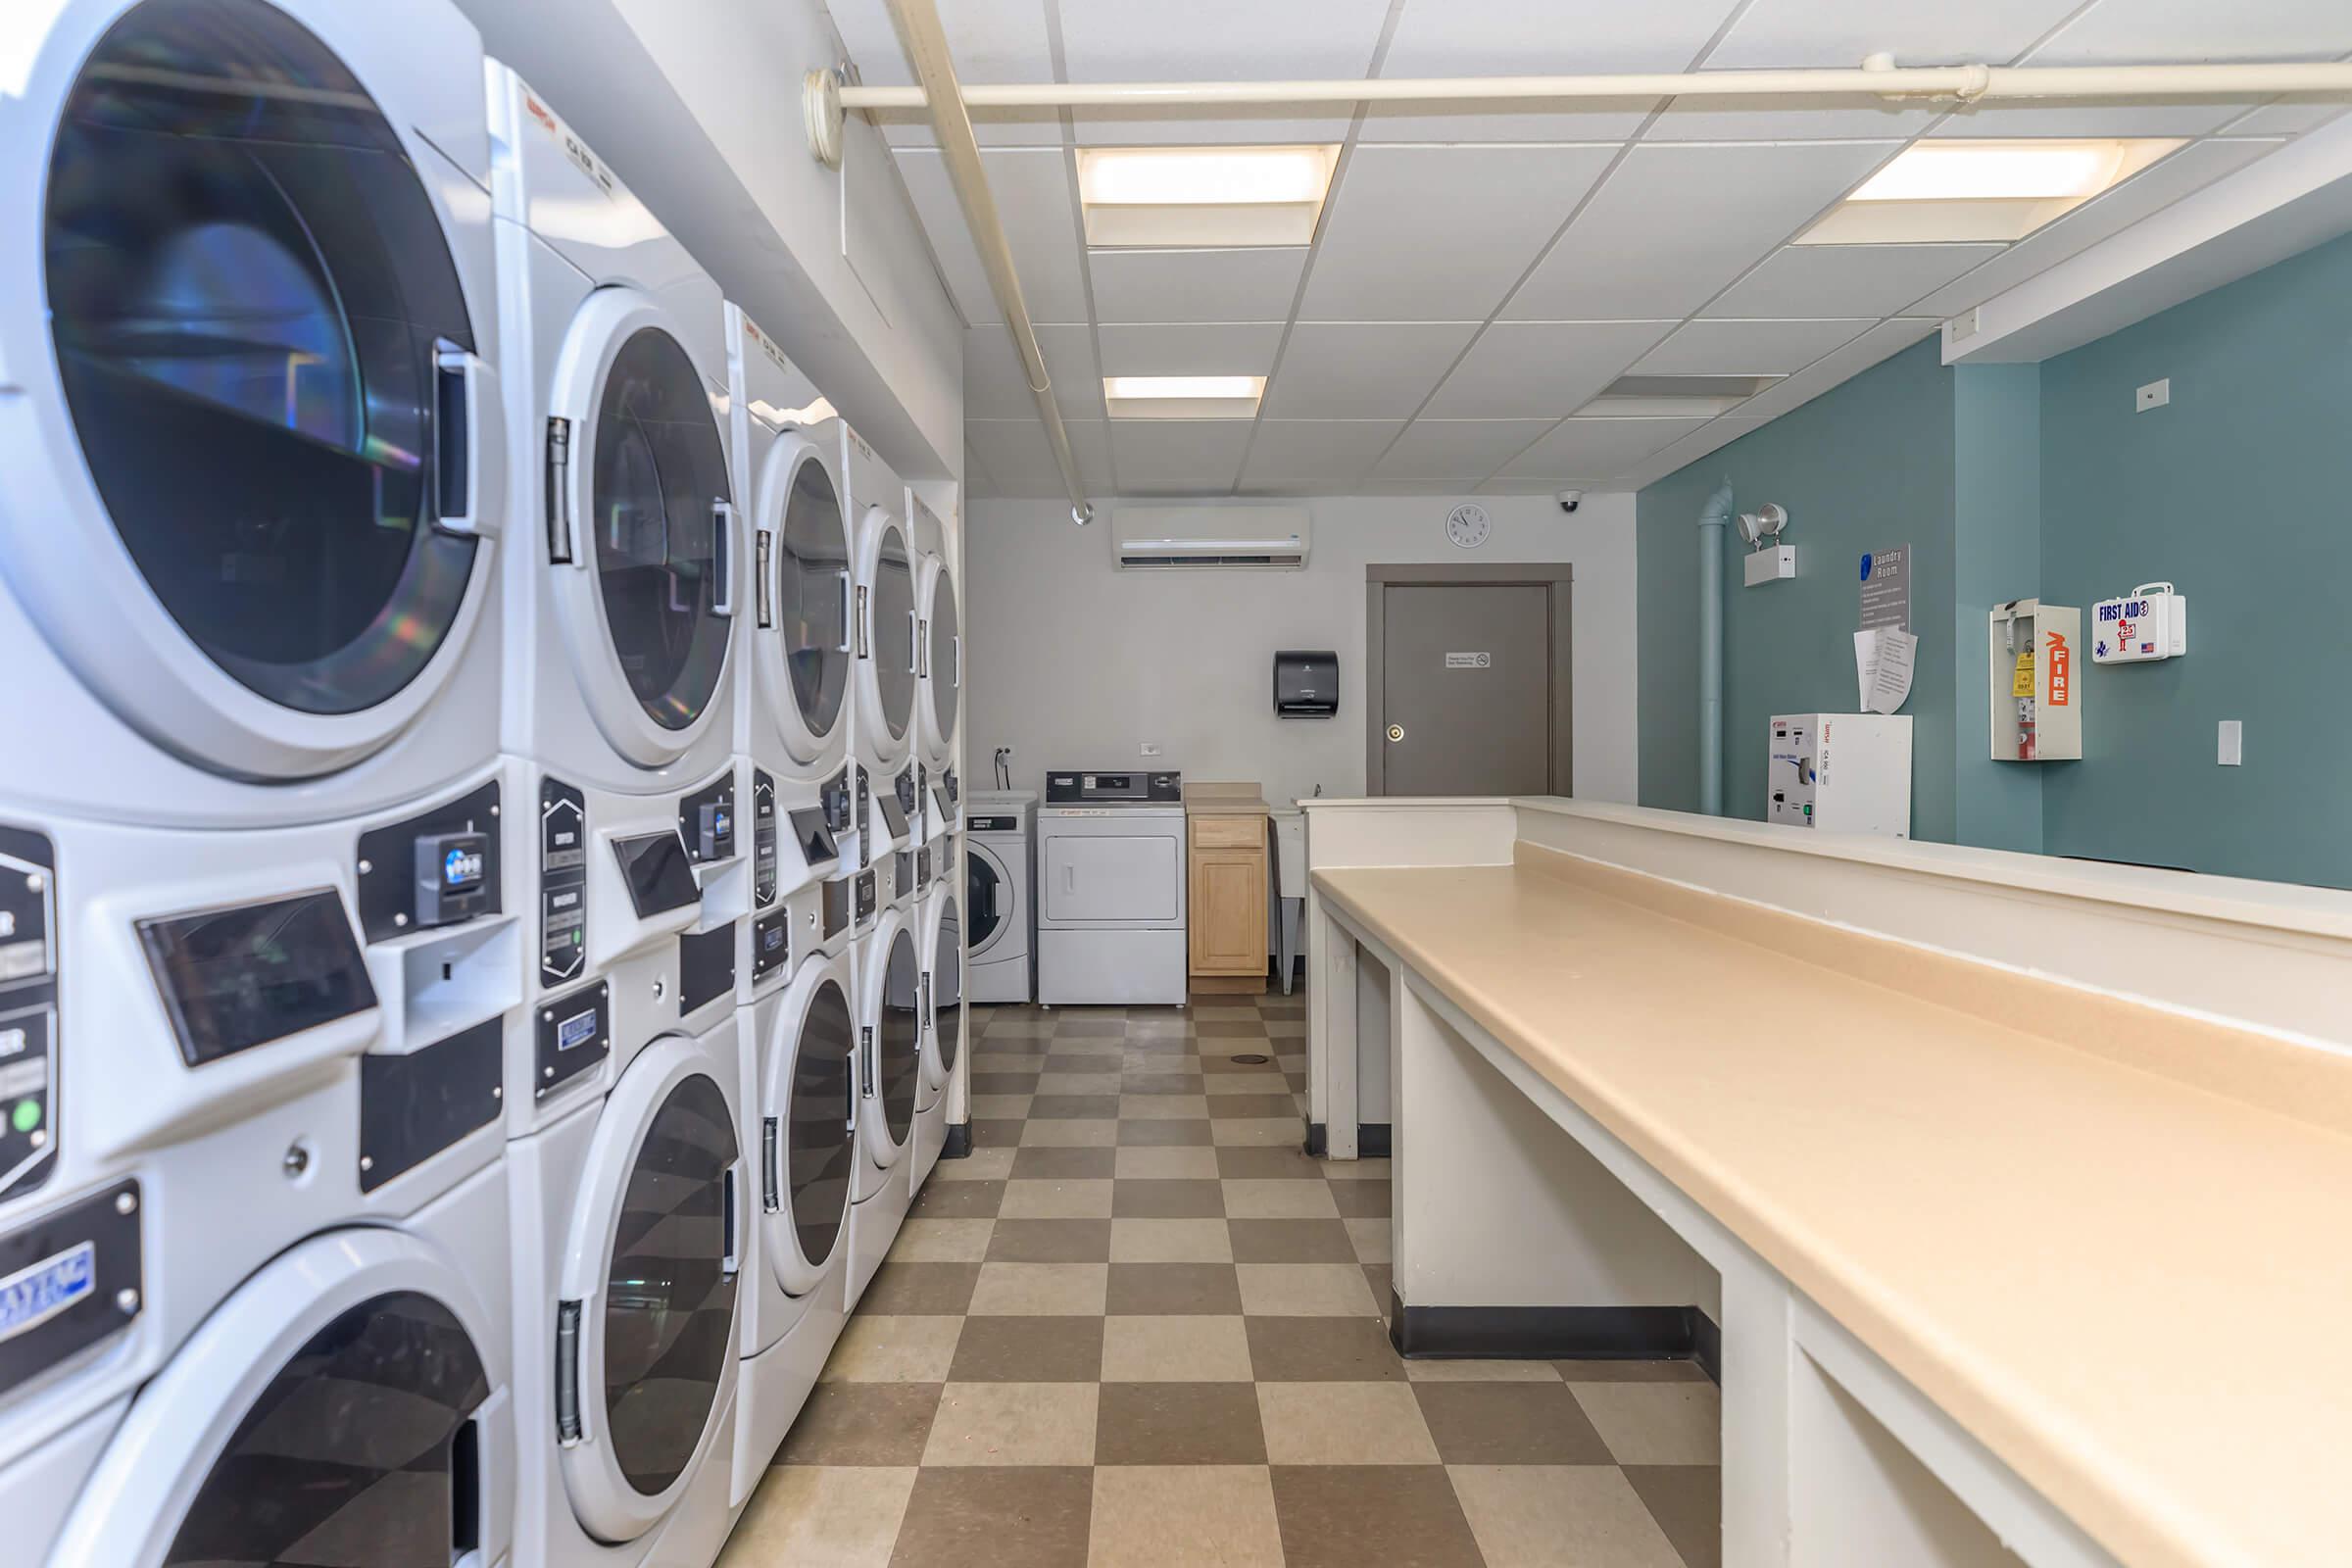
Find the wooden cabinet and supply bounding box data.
[1188,813,1268,993]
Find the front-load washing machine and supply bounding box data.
[488,63,738,799]
[508,1005,744,1568]
[0,0,509,829]
[846,913,921,1308]
[963,791,1034,1004]
[909,496,961,829]
[727,870,858,1505]
[913,872,965,1190]
[0,807,519,1567]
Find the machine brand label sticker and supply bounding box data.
[0,1241,93,1345]
[525,94,615,198]
[557,1008,600,1053]
[1444,652,1492,669]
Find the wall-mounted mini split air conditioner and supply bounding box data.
[1112,506,1309,569]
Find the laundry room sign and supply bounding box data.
[1445,652,1493,668]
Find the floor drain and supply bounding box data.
[1229,1054,1271,1065]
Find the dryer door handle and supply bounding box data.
[710,500,737,617]
[917,617,929,679]
[721,1158,742,1278]
[761,1116,782,1214]
[432,342,496,538]
[837,570,855,654]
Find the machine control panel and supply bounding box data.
[539,778,587,987]
[820,764,856,838]
[680,775,737,864]
[966,813,1018,833]
[752,771,778,909]
[752,909,790,982]
[0,827,57,1200]
[358,779,503,940]
[1046,770,1182,804]
[894,764,921,819]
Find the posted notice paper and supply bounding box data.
[1853,626,1917,714]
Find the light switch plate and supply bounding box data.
[2136,378,2171,412]
[1139,742,1162,758]
[2218,719,2242,766]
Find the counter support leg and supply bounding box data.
[1308,893,1358,1159]
[1721,1257,1794,1568]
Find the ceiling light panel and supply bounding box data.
[1802,139,2184,244]
[1079,145,1339,246]
[1104,374,1266,419]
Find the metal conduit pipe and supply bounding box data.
[826,57,2352,114]
[872,0,1093,525]
[1697,480,1735,817]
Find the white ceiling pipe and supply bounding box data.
[876,0,1093,525]
[831,58,2352,112]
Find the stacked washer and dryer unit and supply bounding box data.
[0,2,968,1565]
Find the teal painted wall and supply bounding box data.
[1952,363,2044,855]
[2038,229,2352,888]
[1638,340,1958,838]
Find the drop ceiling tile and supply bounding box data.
[1906,138,2279,318]
[1264,322,1483,419]
[1372,419,1555,480]
[1643,99,1941,141]
[1110,419,1257,493]
[1496,416,1713,480]
[1733,318,1939,421]
[1362,0,1727,142]
[1704,244,2005,318]
[826,0,1062,146]
[1089,248,1309,323]
[964,325,1104,419]
[1505,141,1899,319]
[1701,0,2081,70]
[965,418,1115,498]
[898,148,1087,325]
[1061,0,1390,146]
[1925,99,2257,138]
[1610,416,1771,490]
[1299,145,1619,320]
[1096,322,1288,378]
[2220,98,2350,138]
[1632,318,1875,375]
[1238,419,1406,486]
[1421,320,1677,417]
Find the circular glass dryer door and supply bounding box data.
[860,922,920,1164]
[966,848,1005,958]
[926,895,962,1092]
[766,971,855,1290]
[46,1227,503,1568]
[872,521,916,744]
[922,562,958,756]
[763,443,852,763]
[559,1041,740,1542]
[32,0,493,775]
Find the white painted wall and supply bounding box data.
[962,493,1640,805]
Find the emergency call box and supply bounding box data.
[1988,599,2082,761]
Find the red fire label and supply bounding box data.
[2045,629,2071,707]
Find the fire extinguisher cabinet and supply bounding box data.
[1988,599,2082,761]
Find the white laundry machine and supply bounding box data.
[909,495,961,836]
[1036,771,1189,1006]
[963,791,1033,1004]
[507,1005,743,1568]
[913,873,965,1190]
[726,869,858,1506]
[488,61,738,800]
[0,809,519,1568]
[849,430,922,888]
[846,913,922,1308]
[0,0,508,829]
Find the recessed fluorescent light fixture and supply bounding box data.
[1078,145,1339,247]
[1800,138,2183,245]
[1103,374,1265,419]
[1580,374,1780,418]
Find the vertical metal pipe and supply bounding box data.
[1697,480,1735,815]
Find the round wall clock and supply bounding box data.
[1446,503,1491,550]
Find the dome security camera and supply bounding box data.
[1555,489,1583,514]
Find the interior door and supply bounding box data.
[1378,583,1555,796]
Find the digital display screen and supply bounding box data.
[612,832,700,919]
[788,808,838,867]
[139,890,376,1066]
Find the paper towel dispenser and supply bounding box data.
[1273,651,1339,718]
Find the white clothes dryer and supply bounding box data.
[963,792,1035,1005]
[0,0,509,828]
[727,881,857,1505]
[488,64,739,799]
[913,873,965,1191]
[846,916,921,1309]
[507,1007,744,1568]
[0,796,521,1567]
[909,496,961,827]
[848,430,918,855]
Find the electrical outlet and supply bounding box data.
[2218,719,2242,766]
[1139,742,1162,758]
[2136,377,2171,412]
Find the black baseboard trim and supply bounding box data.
[940,1122,973,1160]
[1392,1294,1719,1375]
[1304,1121,1392,1159]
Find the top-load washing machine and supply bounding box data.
[0,810,518,1568]
[909,495,960,846]
[0,0,508,829]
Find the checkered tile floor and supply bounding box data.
[719,988,1722,1567]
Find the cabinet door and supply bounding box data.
[1190,849,1267,974]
